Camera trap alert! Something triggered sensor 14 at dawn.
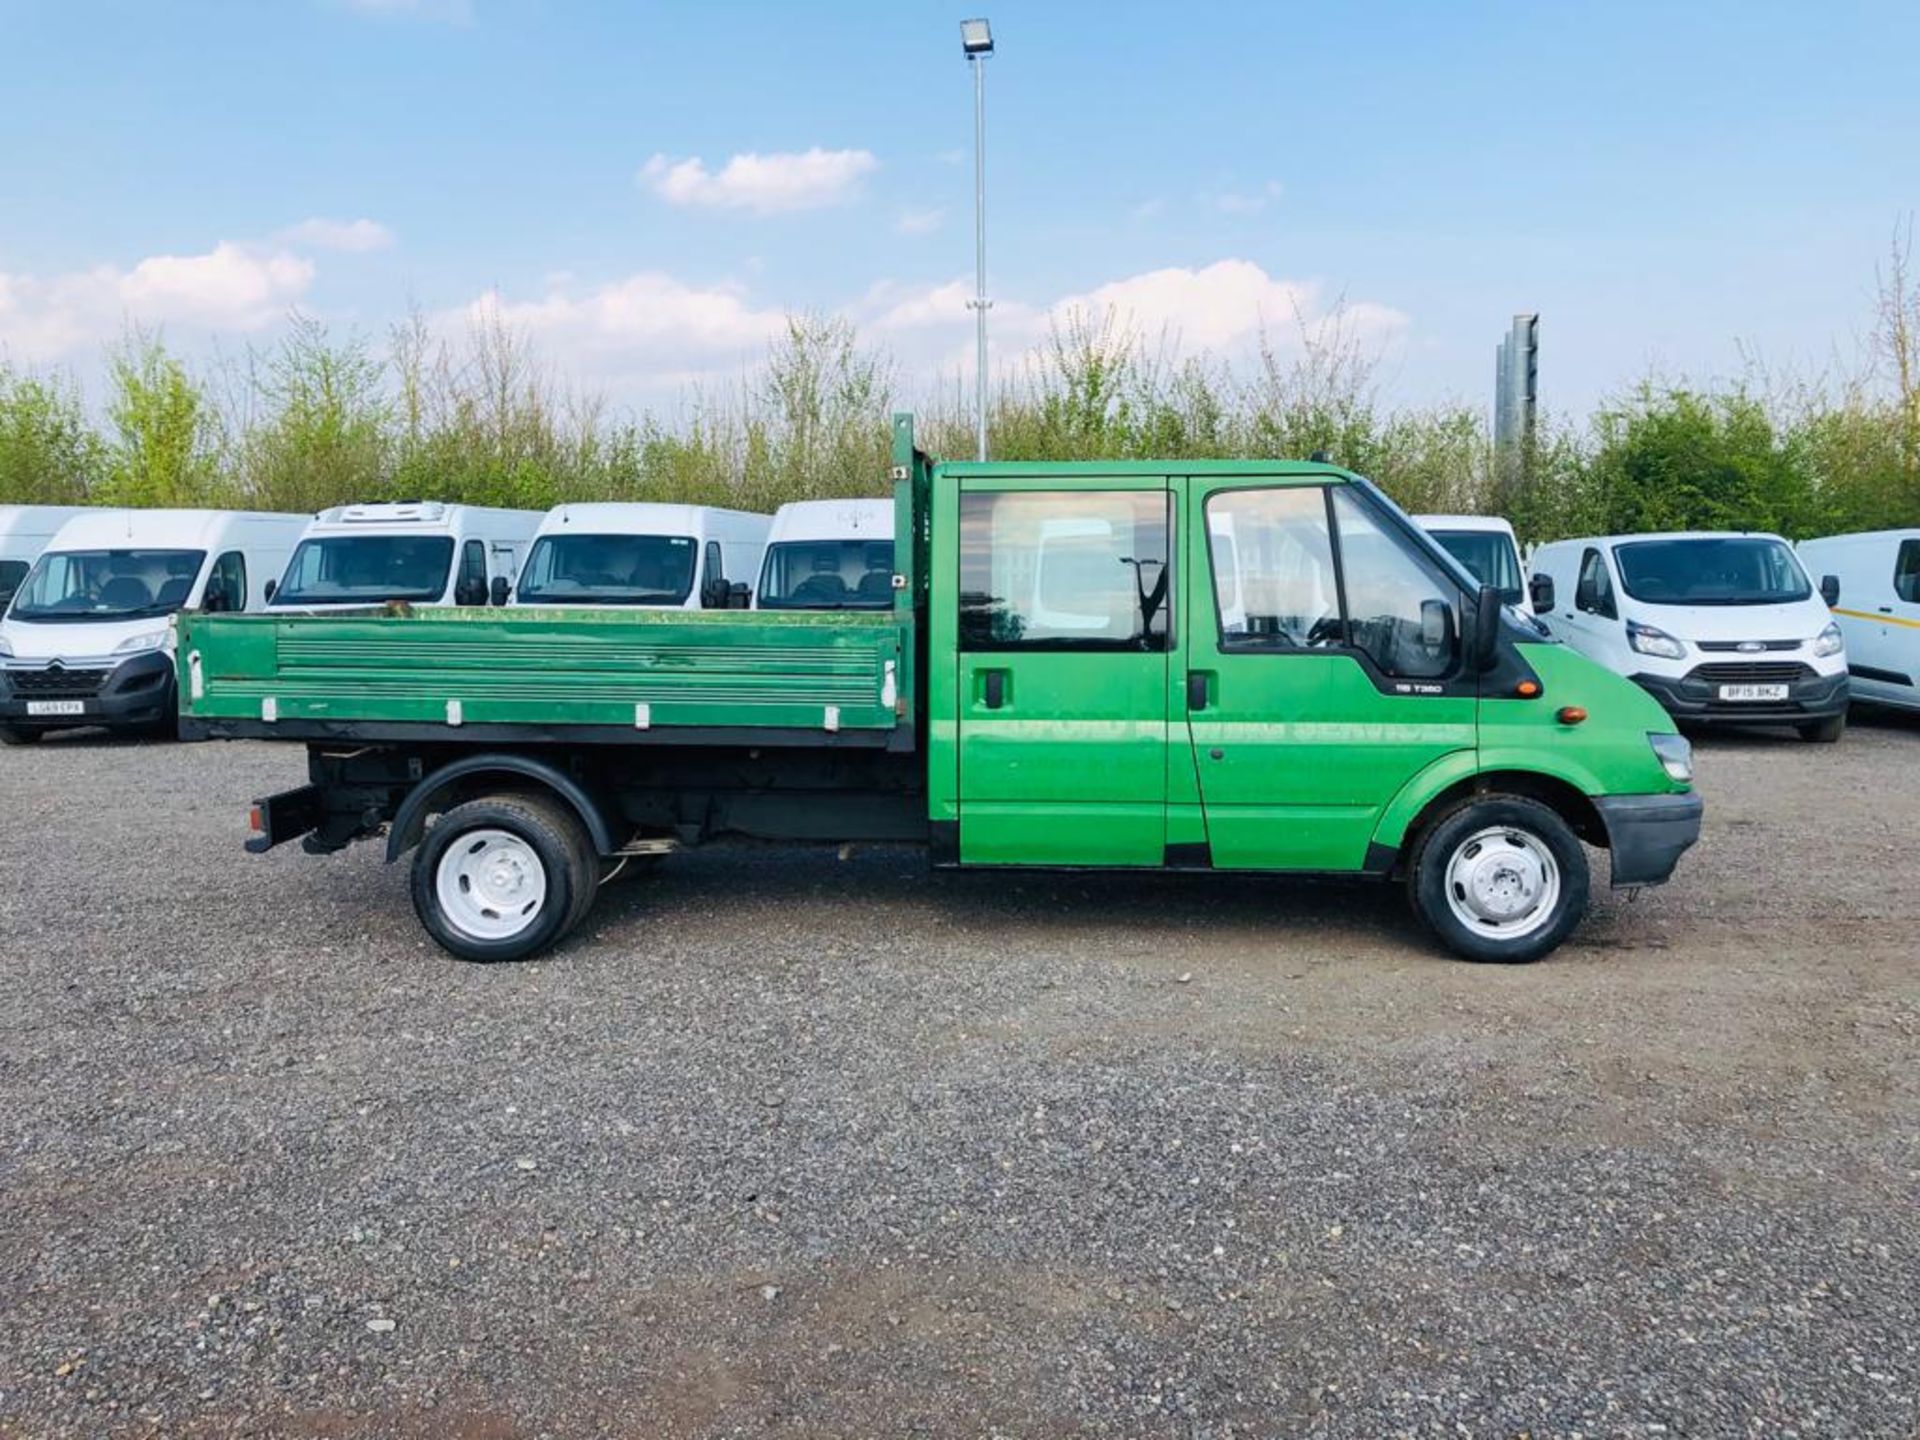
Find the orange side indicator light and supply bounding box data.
[248,805,265,834]
[1556,706,1589,726]
[1515,680,1541,698]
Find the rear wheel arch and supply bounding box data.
[384,753,622,863]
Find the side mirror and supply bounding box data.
[1529,573,1555,613]
[1820,574,1840,606]
[490,575,511,607]
[1471,583,1502,670]
[263,578,277,603]
[454,577,487,607]
[729,581,750,609]
[1420,596,1454,651]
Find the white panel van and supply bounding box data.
[270,502,541,612]
[1797,529,1920,715]
[754,499,895,610]
[510,504,771,609]
[1529,531,1848,741]
[1414,514,1531,615]
[0,506,92,614]
[0,508,307,742]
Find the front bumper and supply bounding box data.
[1595,791,1705,888]
[0,652,177,731]
[1628,666,1847,725]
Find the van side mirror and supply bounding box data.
[1471,584,1502,670]
[1820,574,1840,606]
[729,581,750,609]
[263,578,277,603]
[1529,573,1555,613]
[454,576,487,607]
[489,575,511,607]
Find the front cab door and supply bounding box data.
[1182,476,1477,871]
[955,478,1173,866]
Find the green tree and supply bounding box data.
[100,332,224,507]
[0,364,106,503]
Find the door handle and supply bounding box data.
[982,669,1006,709]
[1186,670,1210,711]
[1879,607,1894,615]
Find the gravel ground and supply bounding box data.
[1,716,1917,1439]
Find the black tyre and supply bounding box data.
[1407,795,1590,964]
[1797,713,1845,743]
[409,792,600,963]
[0,725,43,746]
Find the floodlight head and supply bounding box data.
[960,17,994,56]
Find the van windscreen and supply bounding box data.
[1613,537,1811,606]
[274,536,455,604]
[1429,530,1523,605]
[9,549,208,622]
[516,534,697,605]
[758,540,896,609]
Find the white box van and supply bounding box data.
[0,508,306,742]
[1530,531,1848,741]
[269,502,540,612]
[0,506,92,614]
[1414,514,1531,615]
[510,503,771,609]
[1797,529,1920,715]
[754,499,895,610]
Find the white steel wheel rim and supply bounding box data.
[435,827,549,942]
[1443,825,1561,941]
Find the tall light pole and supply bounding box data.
[960,17,993,461]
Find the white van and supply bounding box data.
[270,502,540,612]
[1415,514,1531,616]
[1530,531,1848,741]
[0,505,92,614]
[1797,529,1920,715]
[510,503,771,609]
[0,508,307,742]
[754,499,895,610]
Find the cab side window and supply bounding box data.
[204,550,247,612]
[1329,489,1459,679]
[1895,540,1920,604]
[1205,486,1342,650]
[0,559,26,611]
[1575,547,1617,619]
[959,490,1171,651]
[457,539,487,604]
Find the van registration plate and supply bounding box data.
[1717,683,1788,702]
[25,700,86,717]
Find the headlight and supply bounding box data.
[1811,621,1844,658]
[1648,732,1694,784]
[1627,620,1687,660]
[112,630,170,656]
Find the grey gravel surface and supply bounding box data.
[1,717,1917,1439]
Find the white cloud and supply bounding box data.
[277,217,396,253]
[0,242,315,359]
[451,271,789,391]
[894,207,946,236]
[638,148,879,215]
[1213,180,1285,215]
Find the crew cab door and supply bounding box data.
[954,478,1173,865]
[1181,478,1476,870]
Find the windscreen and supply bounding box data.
[273,535,455,605]
[1614,537,1811,605]
[758,539,895,609]
[516,533,697,605]
[1430,529,1523,605]
[10,549,208,622]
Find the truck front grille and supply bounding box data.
[8,667,110,698]
[1688,661,1811,686]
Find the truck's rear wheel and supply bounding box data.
[1408,795,1589,964]
[411,793,599,962]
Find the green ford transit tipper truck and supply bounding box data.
[176,416,1703,965]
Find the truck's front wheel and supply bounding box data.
[1408,796,1589,964]
[411,793,599,962]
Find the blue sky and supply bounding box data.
[2,0,1915,421]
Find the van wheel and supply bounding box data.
[410,793,599,963]
[0,725,42,746]
[1408,796,1590,964]
[1797,713,1845,743]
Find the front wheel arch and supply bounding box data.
[1398,769,1607,872]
